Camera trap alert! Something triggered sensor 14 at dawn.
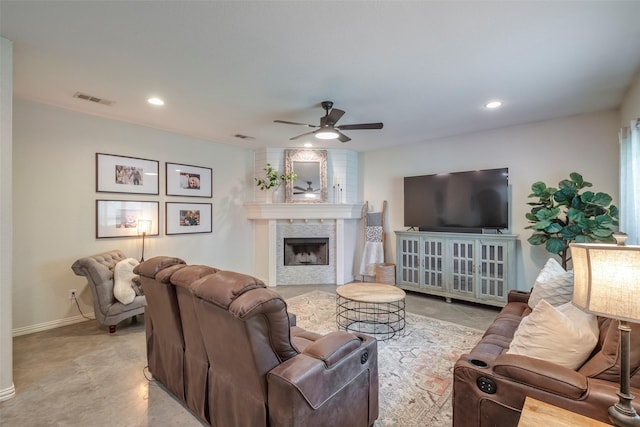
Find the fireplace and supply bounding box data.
[284,237,329,266]
[245,202,363,285]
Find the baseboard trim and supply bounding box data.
[12,313,95,337]
[0,383,16,402]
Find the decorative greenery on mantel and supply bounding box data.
[525,172,619,269]
[255,163,297,191]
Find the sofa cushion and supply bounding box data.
[191,270,266,309]
[579,318,640,388]
[170,265,219,288]
[528,258,574,309]
[507,300,599,370]
[134,256,186,278]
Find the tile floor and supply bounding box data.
[0,285,499,426]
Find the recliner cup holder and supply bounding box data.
[469,359,489,368]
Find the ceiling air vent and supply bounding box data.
[73,92,114,106]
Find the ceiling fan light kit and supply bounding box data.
[275,101,383,143]
[315,129,340,140]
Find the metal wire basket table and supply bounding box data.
[336,283,406,340]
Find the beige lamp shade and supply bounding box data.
[571,242,640,323]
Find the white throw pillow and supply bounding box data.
[507,300,599,370]
[113,258,140,305]
[528,258,574,309]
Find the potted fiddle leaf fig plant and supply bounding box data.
[255,163,297,202]
[525,172,619,269]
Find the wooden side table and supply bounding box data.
[518,397,611,427]
[336,283,406,340]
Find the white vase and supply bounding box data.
[265,190,273,204]
[273,188,282,203]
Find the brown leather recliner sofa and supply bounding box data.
[134,256,379,427]
[453,289,640,426]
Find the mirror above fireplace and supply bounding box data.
[284,149,328,203]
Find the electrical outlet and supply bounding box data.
[68,289,77,300]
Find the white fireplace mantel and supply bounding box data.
[245,203,364,286]
[245,203,363,220]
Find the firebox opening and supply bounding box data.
[284,238,329,266]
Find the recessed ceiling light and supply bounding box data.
[484,100,503,109]
[147,97,165,106]
[304,142,313,148]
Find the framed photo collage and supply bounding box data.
[95,153,212,238]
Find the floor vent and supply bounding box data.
[73,92,114,106]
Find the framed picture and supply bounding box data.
[165,202,212,235]
[166,162,212,197]
[96,200,159,238]
[285,149,328,203]
[96,153,159,195]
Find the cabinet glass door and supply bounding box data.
[478,241,507,299]
[451,241,474,295]
[398,237,420,286]
[421,238,444,290]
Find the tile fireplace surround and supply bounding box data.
[245,203,363,286]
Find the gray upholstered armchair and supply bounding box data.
[71,250,146,333]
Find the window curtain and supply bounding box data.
[619,118,640,244]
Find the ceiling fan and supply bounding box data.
[274,101,383,143]
[294,181,320,195]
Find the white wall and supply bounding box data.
[0,36,15,401]
[362,110,620,291]
[10,93,635,332]
[12,100,254,334]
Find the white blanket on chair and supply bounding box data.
[359,241,384,276]
[114,258,140,305]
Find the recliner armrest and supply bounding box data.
[507,289,531,304]
[268,333,377,409]
[492,354,588,398]
[302,331,362,367]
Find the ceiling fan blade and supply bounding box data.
[338,122,384,130]
[274,119,315,127]
[326,108,345,125]
[294,186,306,191]
[337,131,351,143]
[289,130,316,141]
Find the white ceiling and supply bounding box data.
[2,1,640,152]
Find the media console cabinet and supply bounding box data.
[395,231,517,307]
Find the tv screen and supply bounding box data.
[404,168,509,232]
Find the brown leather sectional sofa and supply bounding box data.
[453,289,640,426]
[134,256,379,427]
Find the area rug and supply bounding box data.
[285,291,484,427]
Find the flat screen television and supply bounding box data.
[404,167,509,233]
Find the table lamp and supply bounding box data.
[571,233,640,427]
[137,219,152,262]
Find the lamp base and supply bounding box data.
[609,321,640,427]
[609,404,640,427]
[140,232,146,262]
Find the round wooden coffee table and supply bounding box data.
[336,283,406,340]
